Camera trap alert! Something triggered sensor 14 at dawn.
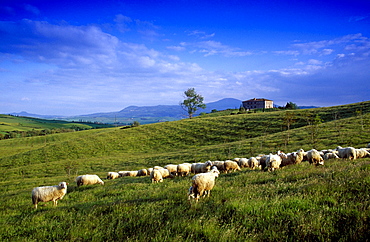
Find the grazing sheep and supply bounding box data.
[107,172,119,180]
[247,157,259,170]
[177,163,192,177]
[118,171,130,177]
[164,164,178,176]
[224,160,241,173]
[324,152,340,160]
[279,149,305,167]
[258,155,268,170]
[336,146,357,160]
[307,149,324,166]
[188,167,220,202]
[150,168,171,183]
[76,174,104,186]
[235,158,249,168]
[126,171,139,177]
[266,154,282,171]
[191,161,213,174]
[147,168,153,175]
[32,182,68,209]
[355,148,370,159]
[212,161,226,173]
[137,169,148,176]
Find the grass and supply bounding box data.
[0,101,370,241]
[0,114,114,138]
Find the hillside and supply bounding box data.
[0,114,114,139]
[0,101,369,241]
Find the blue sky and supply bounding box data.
[1,0,370,115]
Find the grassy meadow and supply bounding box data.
[0,114,114,139]
[0,101,370,241]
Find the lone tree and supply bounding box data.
[180,88,206,119]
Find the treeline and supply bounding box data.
[0,127,88,140]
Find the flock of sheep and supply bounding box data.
[31,144,370,207]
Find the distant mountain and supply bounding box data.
[6,98,243,124]
[298,106,320,109]
[76,98,242,119]
[7,111,67,119]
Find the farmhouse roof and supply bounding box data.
[243,98,273,102]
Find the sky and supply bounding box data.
[1,0,370,116]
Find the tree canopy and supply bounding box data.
[180,88,206,118]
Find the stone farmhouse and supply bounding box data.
[242,98,274,110]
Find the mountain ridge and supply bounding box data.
[6,98,243,123]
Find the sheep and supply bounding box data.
[126,171,139,177]
[150,168,171,183]
[324,152,340,160]
[191,161,213,174]
[258,154,268,170]
[137,169,148,176]
[235,158,249,168]
[279,149,305,167]
[355,148,370,159]
[76,174,104,186]
[336,146,357,160]
[188,167,220,202]
[118,171,130,177]
[107,172,119,180]
[266,154,282,171]
[307,149,324,166]
[31,182,68,209]
[147,168,153,175]
[247,157,259,170]
[164,164,178,176]
[224,160,241,173]
[177,163,192,177]
[212,161,225,173]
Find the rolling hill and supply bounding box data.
[0,100,369,241]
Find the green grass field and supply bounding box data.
[0,101,369,241]
[0,114,114,139]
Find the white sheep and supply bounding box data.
[235,158,249,168]
[164,164,178,176]
[307,149,324,165]
[279,149,305,167]
[355,148,370,159]
[257,154,268,170]
[150,168,171,183]
[266,154,282,171]
[188,167,220,202]
[247,157,259,170]
[177,163,192,176]
[336,146,357,160]
[137,169,148,176]
[212,161,225,172]
[191,161,213,174]
[324,152,339,160]
[76,174,104,186]
[31,182,68,209]
[107,172,119,180]
[224,160,241,173]
[118,171,130,177]
[147,168,153,175]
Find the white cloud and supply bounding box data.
[183,40,252,57]
[167,45,186,51]
[24,4,40,15]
